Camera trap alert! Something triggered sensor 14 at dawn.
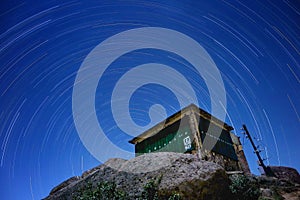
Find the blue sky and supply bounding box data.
[0,1,299,199]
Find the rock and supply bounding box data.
[258,174,300,200]
[44,153,300,200]
[261,188,273,198]
[81,158,127,179]
[49,176,80,195]
[281,188,300,200]
[104,157,127,170]
[269,166,300,184]
[44,152,231,200]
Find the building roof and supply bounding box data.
[129,104,233,145]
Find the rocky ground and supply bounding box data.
[44,152,300,200]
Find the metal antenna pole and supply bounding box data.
[242,124,275,177]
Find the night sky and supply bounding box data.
[1,1,299,199]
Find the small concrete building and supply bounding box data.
[129,104,250,174]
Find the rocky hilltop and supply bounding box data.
[44,152,300,200]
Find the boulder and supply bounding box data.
[269,166,300,184]
[49,176,80,195]
[44,152,231,200]
[257,173,300,200]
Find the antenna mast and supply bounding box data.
[242,124,275,177]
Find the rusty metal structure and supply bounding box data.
[242,124,274,176]
[129,104,251,174]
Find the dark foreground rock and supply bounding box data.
[44,152,231,200]
[44,152,300,200]
[257,175,300,200]
[256,166,300,200]
[269,166,300,184]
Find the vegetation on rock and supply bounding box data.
[229,174,261,200]
[73,178,181,200]
[73,181,127,200]
[44,153,299,200]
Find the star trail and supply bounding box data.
[0,1,299,199]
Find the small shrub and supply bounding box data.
[74,181,127,200]
[168,193,181,200]
[140,176,181,200]
[229,175,261,200]
[140,178,161,200]
[270,187,284,200]
[74,177,181,200]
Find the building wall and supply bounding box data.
[197,118,240,171]
[132,105,250,174]
[230,133,251,175]
[202,150,240,171]
[135,116,196,156]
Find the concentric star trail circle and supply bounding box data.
[1,1,299,199]
[72,27,227,169]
